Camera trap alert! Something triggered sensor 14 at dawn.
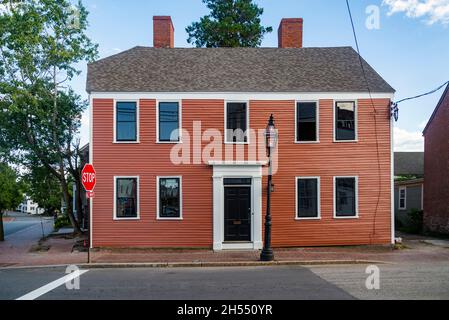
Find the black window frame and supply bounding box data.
[115,177,139,219]
[296,177,320,219]
[158,102,180,142]
[116,101,137,142]
[226,102,248,143]
[335,177,357,218]
[296,101,318,142]
[158,177,182,219]
[335,101,356,141]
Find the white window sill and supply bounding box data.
[157,217,183,221]
[156,141,182,144]
[295,217,321,221]
[333,140,359,143]
[333,215,359,219]
[295,141,320,144]
[113,217,140,221]
[224,141,249,145]
[113,141,140,144]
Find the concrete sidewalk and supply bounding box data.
[2,231,449,269]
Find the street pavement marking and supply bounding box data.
[16,270,89,300]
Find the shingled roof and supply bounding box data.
[86,46,394,93]
[394,152,424,176]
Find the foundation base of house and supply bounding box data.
[213,241,263,251]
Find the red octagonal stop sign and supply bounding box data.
[81,164,96,192]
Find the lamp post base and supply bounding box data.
[260,248,274,261]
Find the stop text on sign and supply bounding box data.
[81,164,96,192]
[83,172,95,184]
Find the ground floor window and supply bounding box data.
[296,177,320,219]
[115,177,139,219]
[399,186,407,210]
[334,177,357,218]
[158,177,182,219]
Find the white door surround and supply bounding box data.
[209,161,266,251]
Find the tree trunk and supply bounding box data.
[0,211,4,242]
[60,175,82,235]
[74,172,84,228]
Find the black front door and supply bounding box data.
[224,187,251,242]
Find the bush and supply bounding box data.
[406,209,423,234]
[54,215,71,229]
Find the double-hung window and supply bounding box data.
[296,102,318,142]
[226,102,248,143]
[335,101,356,141]
[115,177,139,219]
[334,177,358,218]
[158,177,182,219]
[399,187,406,210]
[158,102,180,142]
[296,178,320,219]
[116,102,137,142]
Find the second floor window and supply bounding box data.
[226,102,248,143]
[297,102,318,142]
[335,101,356,141]
[116,102,137,142]
[159,102,180,142]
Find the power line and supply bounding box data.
[395,80,449,104]
[345,0,381,241]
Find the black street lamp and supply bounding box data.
[260,114,278,262]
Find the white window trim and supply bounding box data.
[157,176,183,220]
[399,186,407,211]
[113,100,140,144]
[224,100,250,145]
[295,177,321,220]
[333,176,359,219]
[156,100,183,144]
[295,100,320,144]
[333,100,358,143]
[113,176,140,220]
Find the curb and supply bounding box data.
[0,259,388,270]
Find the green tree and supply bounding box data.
[0,0,98,234]
[23,161,62,216]
[186,0,272,47]
[0,163,23,241]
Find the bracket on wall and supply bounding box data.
[390,102,399,122]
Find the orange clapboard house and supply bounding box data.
[86,16,395,250]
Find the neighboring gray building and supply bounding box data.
[394,152,424,228]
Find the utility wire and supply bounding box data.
[345,0,381,241]
[395,80,449,104]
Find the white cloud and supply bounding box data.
[383,0,449,25]
[418,119,428,129]
[394,127,424,151]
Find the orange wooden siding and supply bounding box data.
[92,98,392,247]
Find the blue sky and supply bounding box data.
[73,0,449,150]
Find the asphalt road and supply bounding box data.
[1,266,353,300]
[3,214,53,238]
[1,262,449,300]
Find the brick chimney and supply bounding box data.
[153,16,174,48]
[278,18,303,48]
